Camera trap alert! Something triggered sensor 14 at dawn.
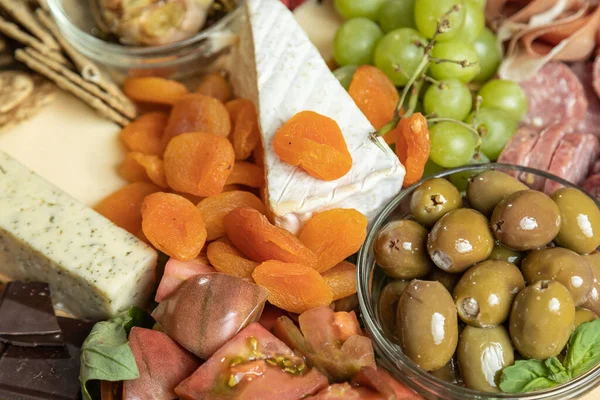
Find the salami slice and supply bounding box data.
[582,174,600,200]
[567,62,600,136]
[519,61,588,128]
[497,125,541,176]
[544,133,600,194]
[593,53,600,101]
[592,159,600,175]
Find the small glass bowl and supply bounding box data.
[47,0,243,82]
[357,163,600,400]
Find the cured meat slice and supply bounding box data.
[497,125,541,176]
[592,159,600,175]
[544,133,600,194]
[519,61,588,128]
[520,122,568,190]
[582,174,600,200]
[567,62,600,136]
[593,52,600,100]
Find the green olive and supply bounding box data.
[467,170,528,216]
[574,308,598,331]
[410,178,463,227]
[457,325,515,392]
[551,187,600,255]
[509,280,575,359]
[427,268,463,293]
[491,190,561,251]
[427,208,495,273]
[453,260,525,327]
[582,252,600,315]
[488,243,524,266]
[397,280,459,371]
[521,248,594,306]
[378,280,411,339]
[374,220,432,279]
[430,358,462,385]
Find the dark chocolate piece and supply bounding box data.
[0,282,61,335]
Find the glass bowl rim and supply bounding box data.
[357,162,600,399]
[46,0,243,56]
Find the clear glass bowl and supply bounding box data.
[357,163,600,400]
[47,0,243,82]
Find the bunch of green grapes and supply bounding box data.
[332,0,528,187]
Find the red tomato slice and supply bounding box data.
[310,383,385,399]
[154,257,215,303]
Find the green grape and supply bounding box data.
[423,158,446,177]
[478,79,528,121]
[378,0,416,32]
[472,0,486,7]
[455,0,484,41]
[423,78,473,120]
[466,107,519,161]
[414,0,466,41]
[429,40,480,82]
[333,65,359,90]
[374,28,428,86]
[473,28,502,82]
[429,121,476,167]
[333,18,384,66]
[449,152,489,191]
[334,0,387,20]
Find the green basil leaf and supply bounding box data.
[564,319,600,377]
[499,359,559,393]
[544,357,570,384]
[79,306,154,400]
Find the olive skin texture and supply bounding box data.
[582,252,600,315]
[551,188,600,255]
[488,243,524,266]
[410,178,463,227]
[453,260,525,327]
[427,208,495,273]
[467,170,528,216]
[397,280,459,371]
[378,280,411,338]
[509,280,575,360]
[521,248,594,306]
[427,268,463,293]
[491,190,561,251]
[574,308,598,330]
[375,220,432,279]
[457,325,515,392]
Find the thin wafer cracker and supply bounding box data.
[0,71,34,113]
[0,0,59,50]
[0,76,54,131]
[0,16,66,65]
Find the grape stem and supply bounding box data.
[428,117,483,150]
[369,4,462,146]
[428,57,478,68]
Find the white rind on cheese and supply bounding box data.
[0,151,157,320]
[230,0,405,234]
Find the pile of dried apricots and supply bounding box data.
[95,72,369,315]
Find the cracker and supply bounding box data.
[35,9,136,117]
[15,48,130,126]
[0,71,34,113]
[0,16,66,65]
[0,75,54,131]
[23,47,136,119]
[0,0,59,50]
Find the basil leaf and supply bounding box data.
[79,306,154,400]
[564,319,600,378]
[544,357,570,384]
[499,359,559,393]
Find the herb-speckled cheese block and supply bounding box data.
[0,151,157,320]
[229,0,405,235]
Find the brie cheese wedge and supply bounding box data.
[230,0,405,234]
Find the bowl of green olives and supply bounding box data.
[357,163,600,400]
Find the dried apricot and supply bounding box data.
[197,190,266,241]
[163,132,235,197]
[299,208,368,272]
[348,65,399,130]
[322,261,357,301]
[120,112,168,155]
[222,184,244,192]
[226,99,260,160]
[206,238,259,279]
[252,260,333,314]
[118,152,169,188]
[225,161,264,188]
[123,77,189,105]
[195,72,231,102]
[170,191,205,206]
[273,111,352,181]
[252,142,265,168]
[394,112,430,187]
[141,192,207,261]
[95,182,161,234]
[224,207,318,268]
[162,93,231,147]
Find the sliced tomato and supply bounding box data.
[175,322,328,400]
[123,327,200,400]
[258,303,287,331]
[352,366,424,400]
[310,383,384,399]
[155,257,216,303]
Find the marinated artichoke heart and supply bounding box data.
[99,0,215,46]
